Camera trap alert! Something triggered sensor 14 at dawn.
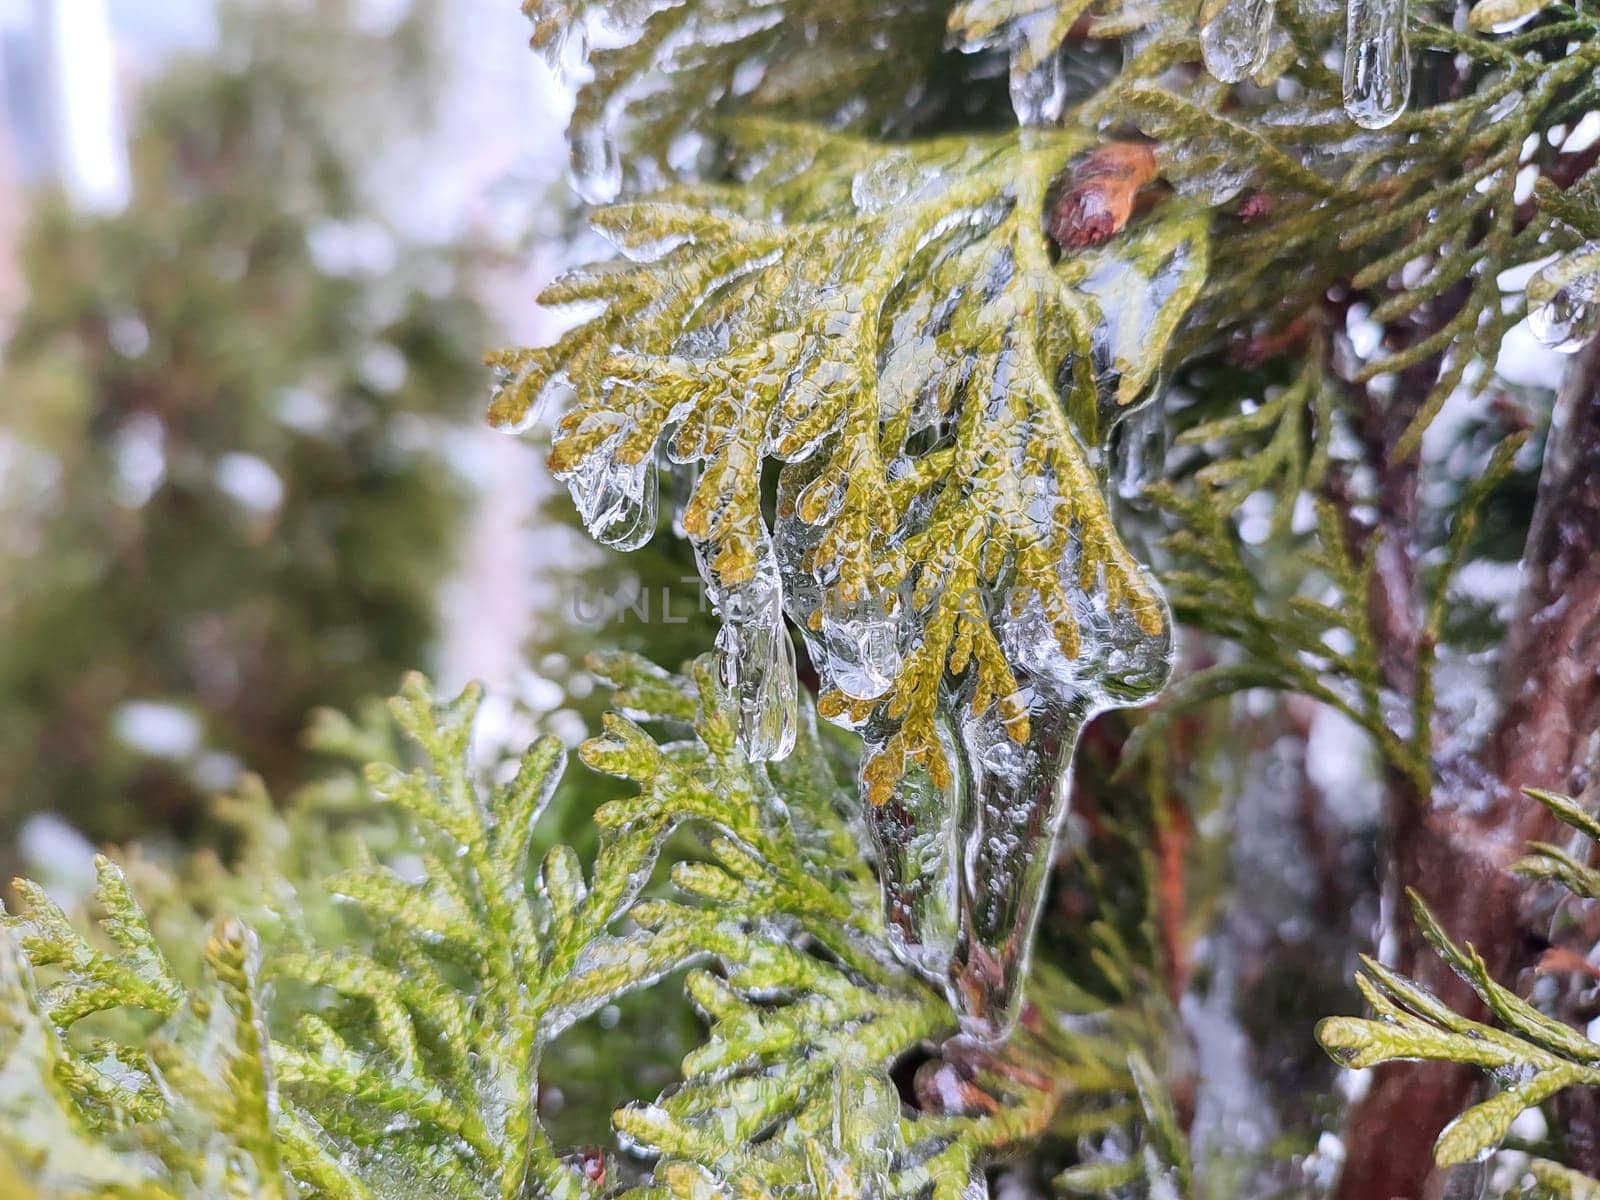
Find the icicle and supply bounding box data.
[819,586,902,701]
[1527,243,1600,353]
[1199,0,1275,83]
[566,452,658,551]
[570,120,623,206]
[947,683,1089,1043]
[1343,0,1410,130]
[1006,10,1068,126]
[1115,393,1169,502]
[942,571,1172,1041]
[711,550,798,762]
[862,717,962,983]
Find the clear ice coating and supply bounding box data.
[709,549,799,762]
[1527,242,1600,353]
[571,119,624,206]
[569,451,659,551]
[869,572,1173,1043]
[948,584,1171,1043]
[819,586,902,701]
[1198,0,1276,83]
[525,118,1200,1046]
[1115,393,1169,502]
[862,715,963,982]
[1342,0,1410,129]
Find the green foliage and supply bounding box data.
[0,663,1183,1196]
[1146,381,1529,797]
[0,0,482,844]
[1317,788,1600,1170]
[1109,0,1600,450]
[506,0,1600,824]
[501,0,1600,1188]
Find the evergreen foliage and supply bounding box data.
[0,662,1181,1196]
[0,0,482,845]
[11,0,1600,1192]
[491,121,1195,800]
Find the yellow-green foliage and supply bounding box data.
[491,122,1204,800]
[505,0,1600,817]
[0,662,1179,1198]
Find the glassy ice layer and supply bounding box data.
[525,124,1200,1044]
[1343,0,1410,129]
[1528,243,1600,354]
[1199,0,1276,83]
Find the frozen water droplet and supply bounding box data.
[1009,52,1066,128]
[712,552,798,762]
[1199,0,1275,83]
[1527,243,1600,353]
[566,451,658,551]
[851,154,918,214]
[571,122,623,206]
[864,717,961,982]
[1006,10,1068,126]
[1343,0,1410,129]
[820,586,902,701]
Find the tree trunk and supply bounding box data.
[1334,336,1600,1200]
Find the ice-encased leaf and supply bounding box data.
[0,871,302,1196]
[496,121,1196,807]
[3,661,1185,1199]
[0,930,171,1197]
[496,120,1201,1038]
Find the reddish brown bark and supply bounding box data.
[1334,337,1600,1199]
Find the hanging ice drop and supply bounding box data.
[948,684,1089,1044]
[712,552,798,762]
[1006,11,1068,126]
[1527,243,1600,353]
[862,717,962,983]
[570,120,623,206]
[566,453,658,552]
[819,585,902,702]
[1343,0,1410,129]
[942,565,1172,1041]
[1198,0,1275,83]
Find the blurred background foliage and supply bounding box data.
[0,0,485,849]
